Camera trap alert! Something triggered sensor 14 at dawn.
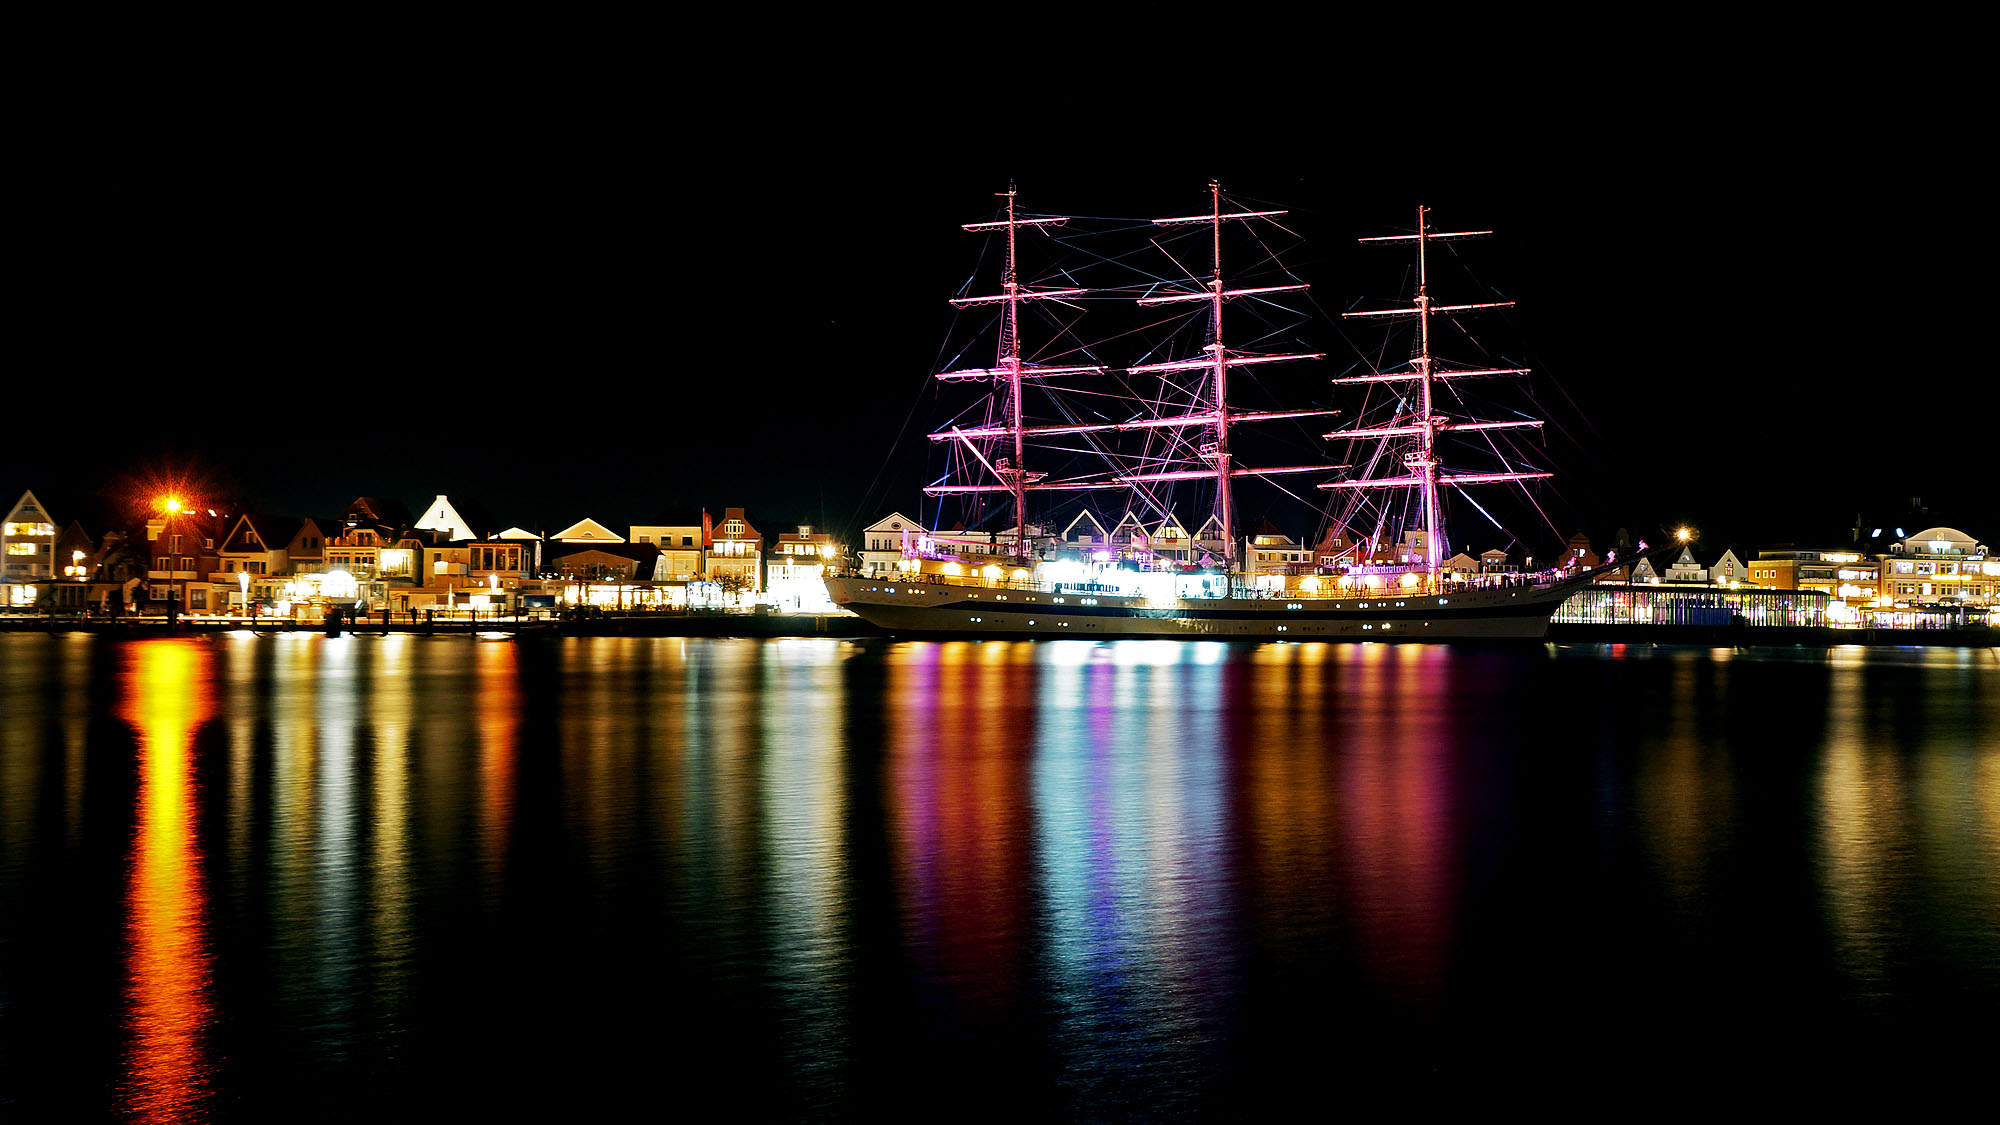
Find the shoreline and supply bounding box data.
[1,615,1992,647]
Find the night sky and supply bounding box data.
[11,40,1987,556]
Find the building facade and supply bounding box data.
[2,490,57,607]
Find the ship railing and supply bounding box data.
[877,569,1563,601]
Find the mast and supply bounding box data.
[934,186,1087,559]
[1143,183,1321,571]
[1000,188,1032,558]
[1327,208,1550,587]
[1415,206,1440,586]
[1206,184,1235,568]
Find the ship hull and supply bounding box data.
[825,575,1575,641]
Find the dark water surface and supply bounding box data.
[1,633,1996,1120]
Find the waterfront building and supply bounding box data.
[215,514,315,614]
[1748,549,1881,617]
[1665,546,1707,583]
[1316,528,1359,569]
[859,512,919,577]
[1244,522,1312,574]
[894,517,1042,566]
[1555,584,1829,627]
[1553,531,1600,575]
[35,520,97,613]
[1443,550,1481,583]
[630,507,711,581]
[1478,547,1523,575]
[84,530,146,613]
[544,541,664,610]
[145,503,228,611]
[2,490,57,607]
[766,525,841,611]
[1877,526,1995,607]
[706,507,763,595]
[418,538,531,613]
[325,521,436,613]
[1194,515,1228,566]
[1110,511,1149,560]
[1150,513,1194,566]
[1707,548,1747,586]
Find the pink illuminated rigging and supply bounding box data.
[932,187,1104,557]
[1323,207,1551,585]
[1142,182,1327,568]
[925,184,1339,570]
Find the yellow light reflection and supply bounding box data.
[476,640,519,881]
[119,640,217,1122]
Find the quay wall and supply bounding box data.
[2,614,1992,647]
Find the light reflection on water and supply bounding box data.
[119,640,216,1123]
[0,635,1995,1117]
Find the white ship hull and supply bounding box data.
[826,574,1578,641]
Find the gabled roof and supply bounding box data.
[496,527,542,540]
[344,496,414,528]
[415,495,502,542]
[223,513,304,553]
[551,517,625,543]
[289,518,339,554]
[4,489,50,525]
[713,508,761,540]
[1061,510,1108,538]
[1248,520,1296,546]
[864,511,919,534]
[1317,527,1354,550]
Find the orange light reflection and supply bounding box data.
[118,640,217,1123]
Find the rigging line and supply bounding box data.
[851,304,982,532]
[1146,236,1204,297]
[1240,221,1309,280]
[1301,287,1389,375]
[1521,481,1564,544]
[1451,483,1510,536]
[1049,231,1181,285]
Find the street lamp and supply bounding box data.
[238,568,252,620]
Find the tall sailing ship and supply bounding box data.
[825,185,1604,640]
